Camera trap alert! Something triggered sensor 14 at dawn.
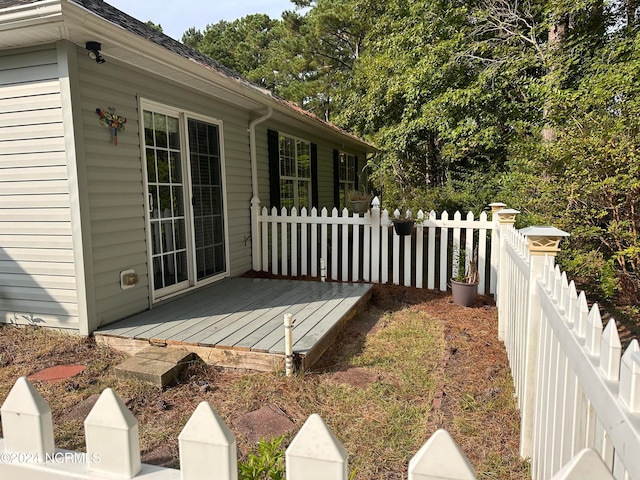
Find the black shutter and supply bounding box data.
[267,129,280,209]
[354,155,359,190]
[333,149,340,207]
[311,143,318,208]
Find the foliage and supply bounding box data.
[452,246,479,284]
[178,0,640,308]
[282,0,371,120]
[504,29,640,300]
[238,435,285,480]
[145,21,163,32]
[333,0,542,218]
[182,1,370,121]
[186,14,281,82]
[181,27,203,49]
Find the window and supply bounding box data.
[144,110,189,292]
[268,129,317,210]
[279,133,311,210]
[338,152,356,209]
[188,119,226,281]
[333,150,359,209]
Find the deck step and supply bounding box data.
[114,347,198,387]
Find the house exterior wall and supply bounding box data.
[0,46,80,330]
[0,38,371,334]
[72,43,255,328]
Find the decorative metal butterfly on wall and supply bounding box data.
[96,108,126,145]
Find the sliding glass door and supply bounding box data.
[142,103,227,300]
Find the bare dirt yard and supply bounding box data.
[0,284,529,479]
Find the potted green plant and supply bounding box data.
[450,246,479,307]
[346,189,372,214]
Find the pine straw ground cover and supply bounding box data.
[0,284,529,479]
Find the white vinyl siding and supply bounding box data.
[76,48,252,326]
[0,48,79,329]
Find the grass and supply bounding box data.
[0,286,528,479]
[312,308,446,472]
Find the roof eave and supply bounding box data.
[0,0,376,151]
[0,0,62,28]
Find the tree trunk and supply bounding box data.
[627,0,638,25]
[425,133,445,187]
[541,14,570,143]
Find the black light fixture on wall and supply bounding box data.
[85,41,105,64]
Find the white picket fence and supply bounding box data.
[251,196,497,295]
[249,199,639,478]
[1,202,639,479]
[495,214,640,480]
[0,376,618,479]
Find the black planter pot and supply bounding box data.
[392,219,415,236]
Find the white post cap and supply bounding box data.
[521,226,569,255]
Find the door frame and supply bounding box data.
[139,98,231,304]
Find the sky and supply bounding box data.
[105,0,299,41]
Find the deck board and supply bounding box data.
[215,281,333,350]
[164,280,290,344]
[95,278,372,371]
[143,280,287,342]
[192,280,331,348]
[293,293,361,352]
[253,283,349,353]
[126,281,263,339]
[101,281,239,337]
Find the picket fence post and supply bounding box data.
[381,207,390,284]
[552,449,614,480]
[251,196,262,271]
[286,414,348,480]
[408,429,476,480]
[179,401,237,480]
[620,339,640,413]
[495,208,519,341]
[370,197,381,283]
[519,226,569,459]
[84,387,141,477]
[261,206,269,272]
[488,203,506,296]
[0,376,55,461]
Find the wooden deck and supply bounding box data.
[95,278,372,372]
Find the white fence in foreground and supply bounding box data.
[0,377,618,480]
[495,215,640,480]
